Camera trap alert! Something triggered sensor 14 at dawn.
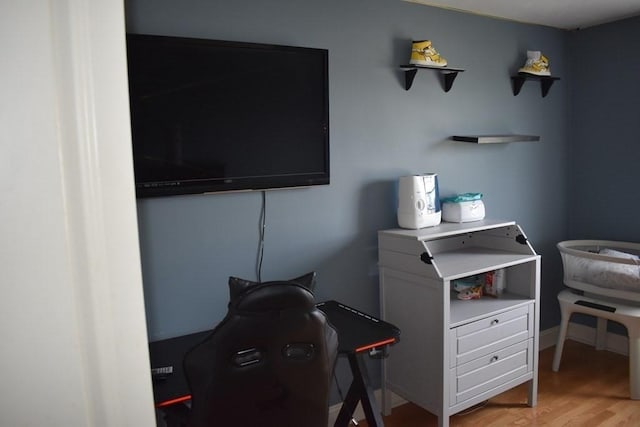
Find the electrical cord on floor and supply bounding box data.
[455,400,489,416]
[255,191,266,282]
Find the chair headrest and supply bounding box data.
[227,272,317,312]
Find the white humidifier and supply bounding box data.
[397,174,441,229]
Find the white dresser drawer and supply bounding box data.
[450,338,533,404]
[450,303,533,367]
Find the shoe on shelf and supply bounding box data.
[518,50,551,76]
[409,40,447,67]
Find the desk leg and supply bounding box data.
[335,353,385,427]
[159,403,189,427]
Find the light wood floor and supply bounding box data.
[360,340,640,426]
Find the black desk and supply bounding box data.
[149,300,400,426]
[149,330,210,408]
[316,301,400,427]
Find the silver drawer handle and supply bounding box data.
[490,355,499,363]
[490,319,500,326]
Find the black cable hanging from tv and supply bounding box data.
[255,191,267,282]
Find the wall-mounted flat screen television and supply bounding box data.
[126,34,330,198]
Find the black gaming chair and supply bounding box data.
[183,272,339,427]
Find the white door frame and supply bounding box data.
[2,1,155,425]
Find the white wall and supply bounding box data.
[1,1,154,425]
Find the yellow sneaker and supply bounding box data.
[409,40,447,67]
[518,50,551,76]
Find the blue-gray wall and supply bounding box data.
[567,16,640,242]
[126,0,571,344]
[564,16,640,333]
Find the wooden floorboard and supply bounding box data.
[360,340,640,426]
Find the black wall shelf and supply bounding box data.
[400,64,465,92]
[511,73,560,97]
[452,134,540,144]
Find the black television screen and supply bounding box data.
[126,34,329,197]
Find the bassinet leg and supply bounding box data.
[628,327,640,400]
[595,318,607,350]
[552,295,571,372]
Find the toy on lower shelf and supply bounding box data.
[484,269,506,297]
[452,269,506,300]
[452,276,483,300]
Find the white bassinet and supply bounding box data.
[558,240,640,302]
[554,240,640,399]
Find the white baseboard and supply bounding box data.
[540,321,628,356]
[327,323,629,426]
[565,321,629,355]
[536,323,628,355]
[539,325,559,350]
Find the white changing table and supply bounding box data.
[552,289,640,399]
[378,220,540,427]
